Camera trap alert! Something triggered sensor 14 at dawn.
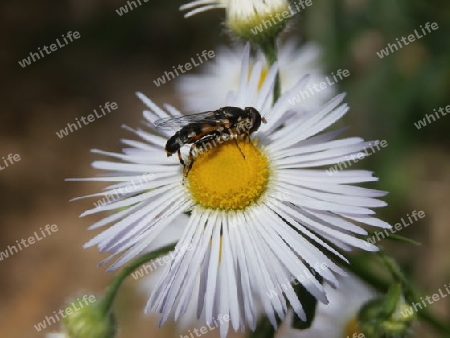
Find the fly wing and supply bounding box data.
[153,110,221,130]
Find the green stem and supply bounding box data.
[377,250,414,301]
[99,243,176,316]
[260,39,281,103]
[347,251,450,336]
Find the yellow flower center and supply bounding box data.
[343,317,363,338]
[187,139,270,210]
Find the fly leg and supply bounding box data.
[234,138,246,159]
[226,128,246,160]
[241,129,251,143]
[242,129,259,153]
[184,133,221,179]
[175,149,189,185]
[177,149,185,166]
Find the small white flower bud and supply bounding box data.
[227,0,291,43]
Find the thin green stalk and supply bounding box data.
[99,243,176,316]
[260,39,281,103]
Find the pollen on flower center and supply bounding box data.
[187,139,270,210]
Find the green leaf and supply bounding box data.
[385,233,421,246]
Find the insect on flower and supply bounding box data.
[76,44,391,338]
[154,106,267,177]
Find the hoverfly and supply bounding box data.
[154,107,267,177]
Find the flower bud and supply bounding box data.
[358,297,416,338]
[227,0,291,43]
[61,297,117,338]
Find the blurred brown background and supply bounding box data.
[0,0,449,337]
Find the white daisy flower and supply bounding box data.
[276,273,376,338]
[71,44,390,337]
[46,334,66,338]
[177,41,334,113]
[181,0,291,42]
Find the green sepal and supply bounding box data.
[380,283,402,319]
[385,233,421,246]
